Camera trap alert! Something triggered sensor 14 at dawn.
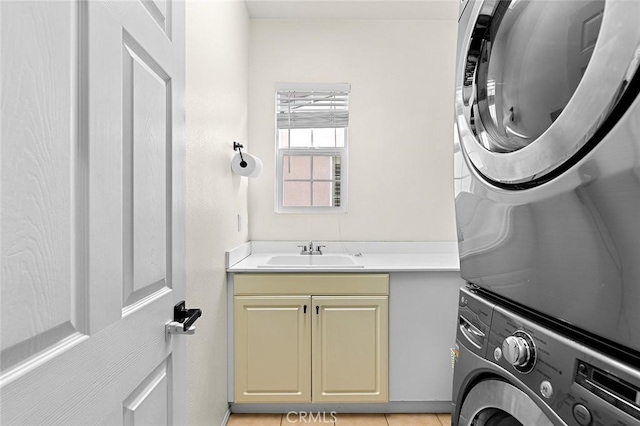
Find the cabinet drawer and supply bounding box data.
[233,273,389,296]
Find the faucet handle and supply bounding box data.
[316,245,326,254]
[297,245,308,254]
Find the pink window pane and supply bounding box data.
[284,182,311,207]
[312,182,332,207]
[283,156,311,180]
[313,156,332,180]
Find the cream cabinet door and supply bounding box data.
[234,296,311,403]
[312,296,389,403]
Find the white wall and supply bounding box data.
[248,19,458,241]
[185,2,249,424]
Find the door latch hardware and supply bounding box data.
[166,301,202,337]
[166,321,195,336]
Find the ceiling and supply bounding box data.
[244,0,460,21]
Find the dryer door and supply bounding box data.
[458,380,554,426]
[455,0,640,186]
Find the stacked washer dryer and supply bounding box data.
[452,0,640,425]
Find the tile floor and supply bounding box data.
[227,413,451,425]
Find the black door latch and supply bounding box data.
[166,301,202,336]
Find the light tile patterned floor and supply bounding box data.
[227,413,451,426]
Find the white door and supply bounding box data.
[1,0,188,424]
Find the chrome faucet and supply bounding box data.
[297,241,325,255]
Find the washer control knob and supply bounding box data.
[501,331,536,373]
[503,336,530,366]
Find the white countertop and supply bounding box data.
[226,241,460,273]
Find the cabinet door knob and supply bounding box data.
[316,306,320,315]
[303,305,307,314]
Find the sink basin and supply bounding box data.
[259,255,363,268]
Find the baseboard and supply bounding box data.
[229,401,453,414]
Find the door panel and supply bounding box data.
[0,0,186,424]
[2,298,174,424]
[1,0,85,372]
[234,296,311,403]
[312,296,388,403]
[131,56,167,292]
[123,359,171,426]
[88,0,178,332]
[140,0,172,39]
[122,33,171,309]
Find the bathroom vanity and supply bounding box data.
[226,241,463,413]
[233,273,388,404]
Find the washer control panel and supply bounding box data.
[488,302,640,426]
[574,361,640,422]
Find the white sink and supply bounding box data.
[258,255,363,268]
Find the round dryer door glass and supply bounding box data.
[456,0,640,185]
[475,1,604,153]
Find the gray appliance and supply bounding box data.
[453,286,640,426]
[454,0,640,358]
[453,0,640,424]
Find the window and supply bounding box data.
[275,83,350,213]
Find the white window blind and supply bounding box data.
[277,90,349,130]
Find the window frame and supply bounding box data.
[274,83,350,214]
